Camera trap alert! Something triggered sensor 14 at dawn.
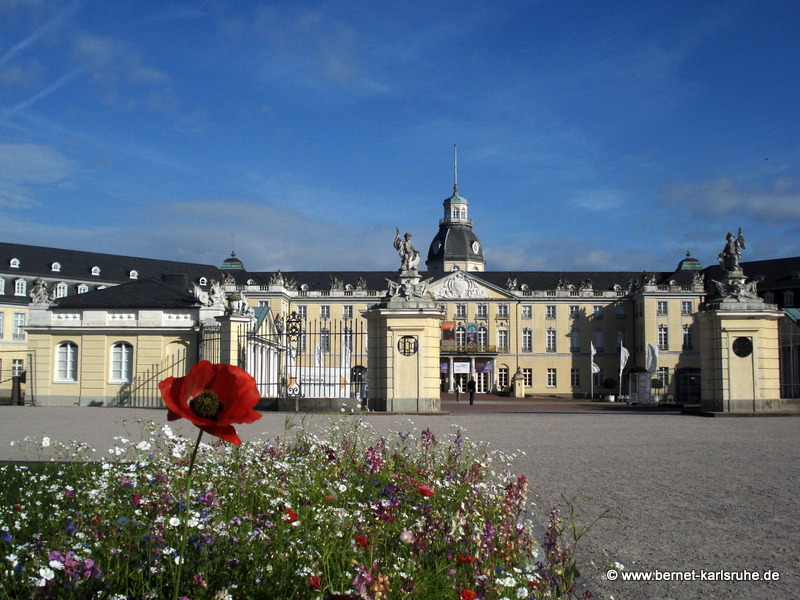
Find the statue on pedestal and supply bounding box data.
[718,228,745,274]
[394,228,420,272]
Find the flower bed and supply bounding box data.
[1,418,591,600]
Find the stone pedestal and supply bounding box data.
[215,313,252,366]
[697,295,787,412]
[363,270,443,412]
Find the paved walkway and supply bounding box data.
[1,401,797,600]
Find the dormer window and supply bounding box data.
[55,282,68,298]
[199,277,207,286]
[14,279,26,296]
[77,284,89,294]
[129,270,138,279]
[247,279,255,285]
[9,258,19,269]
[51,262,61,272]
[91,266,101,276]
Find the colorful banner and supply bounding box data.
[442,321,456,342]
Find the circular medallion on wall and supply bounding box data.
[732,337,753,358]
[398,335,418,356]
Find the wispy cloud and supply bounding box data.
[0,0,86,68]
[0,142,77,207]
[662,176,800,221]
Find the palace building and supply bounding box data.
[2,181,799,407]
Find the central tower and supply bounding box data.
[426,145,486,273]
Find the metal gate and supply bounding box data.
[240,312,367,400]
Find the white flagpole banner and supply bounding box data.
[619,345,630,379]
[646,343,659,373]
[591,342,601,373]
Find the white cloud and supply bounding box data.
[0,142,77,207]
[662,176,800,221]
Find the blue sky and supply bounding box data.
[1,0,798,273]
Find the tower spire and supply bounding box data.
[453,143,458,193]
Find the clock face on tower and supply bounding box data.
[472,241,480,254]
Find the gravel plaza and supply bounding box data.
[1,396,797,600]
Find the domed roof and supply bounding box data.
[677,252,702,270]
[220,251,244,271]
[427,225,484,265]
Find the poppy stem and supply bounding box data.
[173,428,203,600]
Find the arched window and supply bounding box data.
[456,324,466,346]
[55,282,68,298]
[784,291,795,307]
[91,266,101,276]
[51,262,61,272]
[9,258,19,268]
[77,284,89,294]
[56,342,78,381]
[477,325,488,346]
[129,270,138,279]
[110,342,133,383]
[14,279,26,296]
[763,292,774,304]
[199,277,207,286]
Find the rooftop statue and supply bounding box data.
[718,228,745,274]
[394,228,420,272]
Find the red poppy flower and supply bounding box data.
[354,534,371,548]
[456,554,474,564]
[416,484,435,497]
[159,361,261,445]
[284,508,299,523]
[460,590,477,600]
[308,575,322,590]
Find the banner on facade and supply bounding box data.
[454,362,471,374]
[442,322,456,342]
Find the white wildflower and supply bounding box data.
[41,437,50,448]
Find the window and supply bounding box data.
[320,305,330,319]
[498,367,509,389]
[784,291,795,307]
[13,313,25,340]
[12,359,23,377]
[521,328,532,352]
[681,301,693,315]
[545,305,556,319]
[55,282,68,298]
[476,303,488,318]
[569,305,580,318]
[0,278,4,294]
[199,277,207,286]
[497,304,509,318]
[570,330,581,352]
[571,368,580,387]
[593,370,604,387]
[297,305,307,320]
[77,284,89,294]
[657,301,668,315]
[764,292,775,304]
[497,329,508,351]
[592,329,604,353]
[455,303,467,319]
[477,325,487,347]
[129,270,139,279]
[523,368,532,387]
[10,258,19,268]
[616,329,626,349]
[615,304,627,319]
[682,324,693,350]
[110,343,133,383]
[658,324,669,350]
[56,342,78,381]
[456,324,466,346]
[592,305,603,319]
[657,367,670,389]
[546,328,557,352]
[91,266,101,276]
[0,313,4,338]
[320,329,331,352]
[343,305,354,319]
[521,305,532,320]
[547,368,557,388]
[51,262,61,272]
[14,279,26,296]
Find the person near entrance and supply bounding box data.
[455,379,462,402]
[467,377,476,405]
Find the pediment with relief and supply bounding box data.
[429,271,491,300]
